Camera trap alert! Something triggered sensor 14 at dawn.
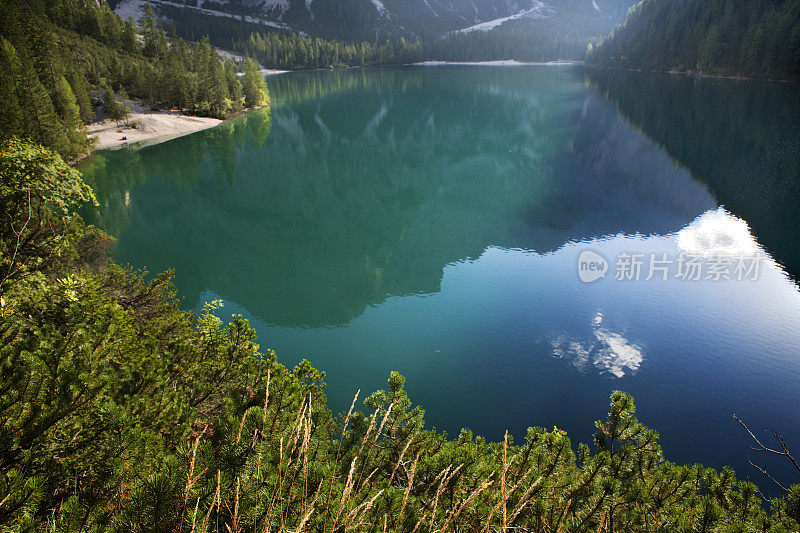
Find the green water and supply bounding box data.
[81,65,800,489]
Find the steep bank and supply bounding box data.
[586,0,800,81]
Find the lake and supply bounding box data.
[80,65,800,491]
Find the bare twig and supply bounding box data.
[746,457,788,492]
[732,413,800,490]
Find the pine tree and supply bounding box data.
[52,75,82,129]
[0,39,25,140]
[53,75,89,157]
[104,83,130,124]
[140,3,161,59]
[66,72,94,123]
[1,39,70,157]
[241,57,269,108]
[225,59,243,110]
[121,16,138,53]
[196,39,231,117]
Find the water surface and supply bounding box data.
[81,65,800,490]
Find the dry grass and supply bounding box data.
[183,383,565,533]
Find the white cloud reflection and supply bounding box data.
[550,312,643,378]
[676,207,760,257]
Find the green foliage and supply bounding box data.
[0,37,83,161]
[0,137,96,215]
[52,76,83,134]
[234,31,423,70]
[0,138,97,292]
[242,58,270,108]
[1,140,799,530]
[103,83,131,124]
[0,0,270,160]
[587,0,800,80]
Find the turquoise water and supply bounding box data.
[81,65,800,490]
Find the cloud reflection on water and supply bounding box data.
[677,207,760,258]
[547,207,769,378]
[550,312,644,378]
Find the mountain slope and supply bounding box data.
[112,0,636,47]
[586,0,800,80]
[113,0,553,38]
[429,0,636,61]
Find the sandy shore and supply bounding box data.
[88,101,222,151]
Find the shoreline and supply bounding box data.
[585,64,799,83]
[413,59,583,67]
[86,101,223,153]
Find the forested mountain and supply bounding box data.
[111,0,637,64]
[586,0,800,80]
[0,0,267,160]
[427,3,627,63]
[113,0,633,40]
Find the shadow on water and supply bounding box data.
[587,68,800,280]
[82,67,724,327]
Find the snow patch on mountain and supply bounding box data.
[257,0,290,14]
[369,0,389,17]
[455,2,549,33]
[203,0,288,11]
[421,0,439,17]
[112,0,292,30]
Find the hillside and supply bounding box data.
[111,0,637,62]
[0,0,269,160]
[586,0,800,80]
[113,0,633,38]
